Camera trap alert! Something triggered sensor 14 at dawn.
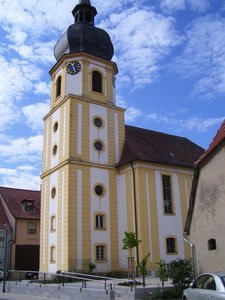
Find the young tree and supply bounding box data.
[122,231,141,280]
[138,252,150,287]
[157,259,168,287]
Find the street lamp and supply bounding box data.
[2,223,10,293]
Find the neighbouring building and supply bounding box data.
[184,119,225,275]
[0,186,40,272]
[40,0,204,274]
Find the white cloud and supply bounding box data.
[160,0,210,13]
[0,135,43,163]
[172,16,225,99]
[0,55,45,131]
[147,113,225,132]
[125,107,142,122]
[160,0,186,13]
[34,82,51,95]
[22,102,49,132]
[101,7,181,89]
[0,167,40,190]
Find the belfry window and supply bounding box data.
[56,76,61,98]
[86,12,91,23]
[79,11,84,22]
[92,71,102,93]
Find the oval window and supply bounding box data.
[95,185,104,197]
[94,141,103,152]
[51,187,56,199]
[94,117,103,128]
[53,122,58,132]
[53,145,57,155]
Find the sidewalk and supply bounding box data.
[0,293,57,300]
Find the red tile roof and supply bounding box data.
[195,119,225,166]
[0,199,10,229]
[0,186,40,220]
[118,125,204,169]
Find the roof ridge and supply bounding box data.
[195,119,225,166]
[125,124,190,141]
[0,186,40,192]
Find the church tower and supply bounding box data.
[40,0,125,273]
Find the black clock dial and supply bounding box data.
[66,61,81,75]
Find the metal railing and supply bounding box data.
[6,270,127,291]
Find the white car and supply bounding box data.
[183,272,225,300]
[0,269,4,281]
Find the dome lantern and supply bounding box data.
[54,0,114,61]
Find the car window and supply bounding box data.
[203,276,216,290]
[193,275,216,290]
[221,276,225,288]
[193,275,208,289]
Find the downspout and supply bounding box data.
[183,232,197,279]
[130,162,140,274]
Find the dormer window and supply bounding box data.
[22,200,35,212]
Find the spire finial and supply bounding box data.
[79,0,91,4]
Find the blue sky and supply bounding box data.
[0,0,225,189]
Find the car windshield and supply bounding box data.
[220,276,225,287]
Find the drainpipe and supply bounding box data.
[183,232,197,279]
[130,162,140,275]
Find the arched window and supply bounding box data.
[79,11,84,22]
[86,12,91,23]
[208,239,217,250]
[50,246,56,263]
[166,237,176,254]
[92,71,102,93]
[50,216,56,232]
[56,76,61,98]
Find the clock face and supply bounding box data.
[66,61,81,75]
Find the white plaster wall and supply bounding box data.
[114,112,120,163]
[66,58,82,96]
[117,174,128,269]
[145,173,153,261]
[77,103,82,156]
[48,171,58,273]
[61,171,65,267]
[44,121,49,168]
[155,171,184,262]
[89,104,108,164]
[190,146,225,274]
[51,110,60,169]
[62,105,67,157]
[77,169,83,270]
[90,168,111,272]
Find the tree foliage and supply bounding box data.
[157,258,193,290]
[167,258,194,289]
[157,259,168,287]
[139,252,150,287]
[122,231,141,257]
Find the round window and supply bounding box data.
[51,187,56,198]
[95,185,104,197]
[53,122,58,132]
[94,141,103,152]
[94,117,103,128]
[53,145,57,155]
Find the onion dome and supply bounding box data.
[54,0,114,61]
